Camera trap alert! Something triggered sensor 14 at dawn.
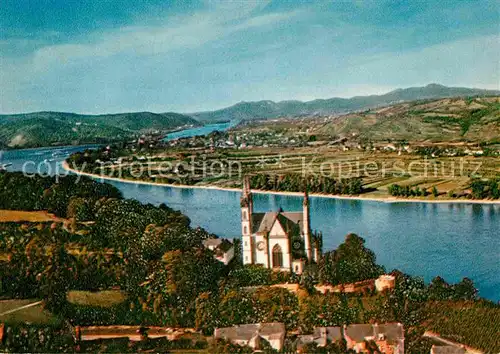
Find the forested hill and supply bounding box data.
[0,111,199,148]
[191,84,500,122]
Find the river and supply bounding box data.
[1,141,499,301]
[164,121,233,141]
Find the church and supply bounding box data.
[240,177,322,274]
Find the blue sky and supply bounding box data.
[1,0,498,114]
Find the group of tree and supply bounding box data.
[317,234,385,286]
[0,172,121,216]
[388,179,500,199]
[469,178,500,199]
[249,173,364,195]
[388,184,431,197]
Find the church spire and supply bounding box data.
[303,185,312,262]
[240,175,252,207]
[241,175,254,265]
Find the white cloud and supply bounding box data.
[30,6,300,68]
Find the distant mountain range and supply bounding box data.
[0,111,198,148]
[191,84,500,122]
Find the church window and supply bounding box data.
[242,211,247,220]
[243,226,248,234]
[272,244,283,268]
[244,241,248,247]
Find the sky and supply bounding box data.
[0,0,499,114]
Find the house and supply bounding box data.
[240,177,322,274]
[344,323,404,354]
[214,323,286,351]
[202,238,235,265]
[384,143,397,151]
[430,345,466,354]
[375,274,396,292]
[297,326,343,351]
[423,332,480,354]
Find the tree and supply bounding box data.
[452,277,478,300]
[67,197,93,221]
[142,249,224,326]
[428,276,452,300]
[318,234,385,285]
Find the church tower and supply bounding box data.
[303,189,312,262]
[241,176,253,265]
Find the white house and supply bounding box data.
[214,323,286,351]
[202,238,235,265]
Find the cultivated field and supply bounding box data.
[67,290,127,308]
[0,299,59,325]
[86,148,499,200]
[0,210,60,223]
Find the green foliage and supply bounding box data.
[90,198,189,250]
[137,249,225,327]
[469,178,500,199]
[0,324,75,353]
[299,294,360,332]
[66,197,93,221]
[139,225,213,261]
[298,341,350,354]
[209,339,253,353]
[0,172,122,216]
[424,301,500,352]
[0,324,207,353]
[224,264,292,288]
[250,173,364,195]
[318,233,385,285]
[195,287,300,334]
[388,184,429,197]
[428,276,478,301]
[0,111,198,148]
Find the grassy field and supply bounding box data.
[67,290,127,308]
[0,210,61,223]
[0,299,59,325]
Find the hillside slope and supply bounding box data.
[313,96,500,142]
[192,84,500,122]
[0,111,199,148]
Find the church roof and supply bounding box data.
[252,211,304,235]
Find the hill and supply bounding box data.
[0,111,199,148]
[311,96,500,142]
[191,84,500,122]
[232,96,500,143]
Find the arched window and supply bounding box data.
[272,244,283,268]
[242,211,247,220]
[243,226,248,234]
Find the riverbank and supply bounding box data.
[62,162,500,205]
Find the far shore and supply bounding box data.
[62,162,500,205]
